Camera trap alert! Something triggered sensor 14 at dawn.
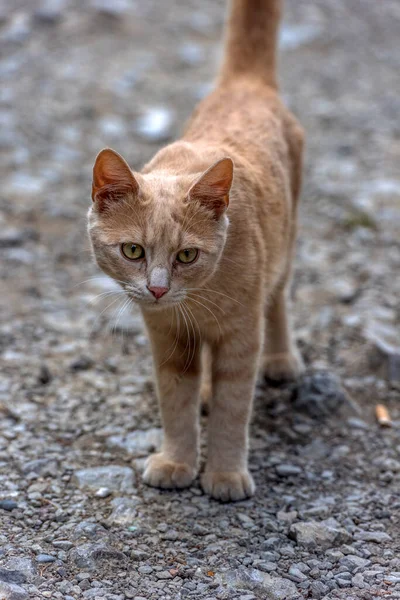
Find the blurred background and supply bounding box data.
[1,1,400,598]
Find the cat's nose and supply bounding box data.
[147,286,169,299]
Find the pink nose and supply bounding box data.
[147,286,169,299]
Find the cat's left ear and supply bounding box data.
[92,148,139,208]
[188,157,233,218]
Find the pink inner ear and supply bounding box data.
[92,148,138,202]
[189,157,233,216]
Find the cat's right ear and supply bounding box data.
[92,148,139,210]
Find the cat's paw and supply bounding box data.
[262,349,304,384]
[201,470,255,502]
[143,453,196,490]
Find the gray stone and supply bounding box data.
[108,496,140,525]
[0,500,18,511]
[388,353,400,382]
[277,511,298,525]
[70,355,94,371]
[279,24,321,50]
[325,549,344,562]
[275,464,302,477]
[0,569,26,585]
[352,573,366,589]
[309,582,329,600]
[217,569,298,598]
[292,371,347,418]
[252,560,277,573]
[354,531,391,543]
[107,429,162,455]
[347,417,369,430]
[290,519,352,549]
[130,549,149,561]
[162,529,179,541]
[36,554,56,563]
[155,570,172,580]
[376,458,400,472]
[340,555,370,572]
[73,466,135,493]
[90,0,131,16]
[288,566,307,582]
[193,524,208,536]
[2,560,36,584]
[72,521,110,542]
[0,582,28,600]
[52,540,74,550]
[0,227,36,248]
[5,173,45,196]
[70,543,127,570]
[33,0,67,24]
[178,42,205,67]
[98,115,125,138]
[138,566,153,575]
[22,458,59,477]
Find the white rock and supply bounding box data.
[107,428,163,455]
[98,115,126,138]
[178,42,205,66]
[90,0,133,17]
[279,24,321,50]
[5,173,45,196]
[108,496,141,525]
[73,466,135,493]
[135,107,174,142]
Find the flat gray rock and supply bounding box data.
[217,568,298,599]
[73,465,135,493]
[1,560,36,584]
[107,428,162,455]
[292,371,347,418]
[107,496,141,525]
[290,519,352,549]
[354,531,391,543]
[70,543,127,570]
[0,582,28,600]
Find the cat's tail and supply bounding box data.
[219,0,282,88]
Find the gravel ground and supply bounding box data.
[1,1,400,599]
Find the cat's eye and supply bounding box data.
[176,248,198,264]
[121,243,145,260]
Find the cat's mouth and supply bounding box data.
[127,292,185,310]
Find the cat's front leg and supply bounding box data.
[201,327,262,501]
[143,330,201,490]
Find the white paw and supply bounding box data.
[201,470,255,502]
[143,453,196,489]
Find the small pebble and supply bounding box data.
[0,500,18,511]
[95,487,112,498]
[36,554,56,563]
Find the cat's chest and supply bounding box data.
[181,297,228,340]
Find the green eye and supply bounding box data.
[177,248,198,264]
[121,243,145,260]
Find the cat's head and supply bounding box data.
[87,148,233,309]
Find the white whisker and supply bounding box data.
[187,296,223,337]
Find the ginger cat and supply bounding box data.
[88,0,304,501]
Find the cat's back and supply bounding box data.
[184,78,303,207]
[185,78,300,159]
